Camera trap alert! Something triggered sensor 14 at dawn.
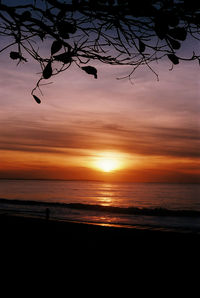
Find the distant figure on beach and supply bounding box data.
[46,208,50,221]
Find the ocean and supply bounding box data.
[0,180,200,233]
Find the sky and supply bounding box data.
[0,54,199,183]
[0,4,200,183]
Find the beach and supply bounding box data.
[1,181,200,266]
[1,213,200,252]
[1,211,200,283]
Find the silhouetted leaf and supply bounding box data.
[58,27,69,39]
[10,51,20,60]
[43,61,52,79]
[81,66,97,78]
[21,11,31,20]
[193,14,200,25]
[53,52,72,64]
[57,21,76,39]
[38,31,46,41]
[139,40,145,53]
[184,0,200,9]
[168,27,187,41]
[167,37,181,50]
[51,40,63,55]
[57,8,67,20]
[167,54,179,65]
[167,14,179,27]
[33,95,41,104]
[128,0,153,17]
[154,16,169,40]
[10,51,27,61]
[64,21,76,34]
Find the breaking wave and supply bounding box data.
[0,198,199,218]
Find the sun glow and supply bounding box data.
[96,158,119,172]
[92,152,124,173]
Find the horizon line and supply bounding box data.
[0,178,199,184]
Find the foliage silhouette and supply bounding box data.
[167,53,179,64]
[33,94,41,104]
[81,66,98,78]
[0,0,200,102]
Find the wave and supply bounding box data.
[0,198,200,218]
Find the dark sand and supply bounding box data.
[1,213,198,293]
[1,213,200,250]
[1,213,200,280]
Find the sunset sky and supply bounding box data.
[0,36,200,182]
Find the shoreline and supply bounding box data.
[1,212,200,265]
[1,212,200,244]
[1,205,200,234]
[1,197,200,217]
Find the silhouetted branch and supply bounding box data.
[0,0,200,102]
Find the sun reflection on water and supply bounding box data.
[98,196,113,206]
[97,183,116,206]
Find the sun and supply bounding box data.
[96,158,119,172]
[87,151,133,174]
[90,151,127,173]
[91,152,124,173]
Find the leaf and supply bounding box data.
[51,40,63,55]
[61,21,77,34]
[139,40,145,53]
[167,54,179,65]
[167,14,179,27]
[57,21,76,39]
[10,51,20,60]
[168,27,187,41]
[39,31,46,41]
[43,61,52,79]
[154,16,169,40]
[33,95,41,104]
[21,11,31,20]
[58,27,69,39]
[167,37,181,50]
[10,51,27,62]
[193,14,200,26]
[81,66,97,79]
[67,22,77,34]
[53,52,72,64]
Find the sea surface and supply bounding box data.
[0,180,200,233]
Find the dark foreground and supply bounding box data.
[0,214,199,296]
[1,213,200,251]
[1,213,200,283]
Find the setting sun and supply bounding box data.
[96,158,119,172]
[91,152,126,173]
